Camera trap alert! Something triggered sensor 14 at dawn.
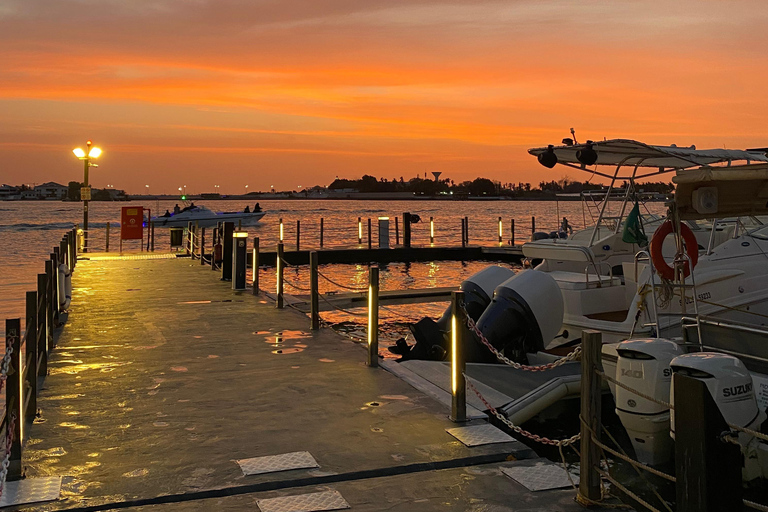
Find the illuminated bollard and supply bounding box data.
[220,221,234,281]
[358,217,363,245]
[450,290,467,422]
[279,218,284,242]
[367,266,379,367]
[378,217,390,249]
[498,217,503,244]
[276,242,285,309]
[430,217,434,245]
[232,231,248,291]
[252,237,260,295]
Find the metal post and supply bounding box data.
[221,221,234,281]
[461,218,466,248]
[430,217,434,245]
[450,290,467,422]
[464,216,469,245]
[510,219,515,246]
[498,216,503,244]
[25,291,38,423]
[403,212,411,248]
[105,222,110,252]
[232,232,248,291]
[395,217,400,246]
[5,319,22,480]
[37,274,48,378]
[531,216,536,240]
[320,218,324,248]
[150,221,155,252]
[577,330,603,505]
[310,251,319,330]
[200,227,206,265]
[368,218,372,249]
[276,243,285,309]
[252,237,260,295]
[296,220,301,251]
[50,252,59,324]
[358,217,362,245]
[367,265,379,367]
[674,374,743,512]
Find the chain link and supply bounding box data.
[464,374,580,447]
[318,293,368,317]
[745,499,768,512]
[465,312,581,371]
[316,270,368,293]
[0,412,17,499]
[282,276,312,292]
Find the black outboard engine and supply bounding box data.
[473,270,564,364]
[395,266,515,361]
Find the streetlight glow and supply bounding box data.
[89,147,102,158]
[72,139,103,253]
[73,148,86,158]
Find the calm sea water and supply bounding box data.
[0,198,666,339]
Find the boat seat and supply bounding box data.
[548,270,621,290]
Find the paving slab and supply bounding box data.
[13,257,549,511]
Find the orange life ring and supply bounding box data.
[649,220,698,280]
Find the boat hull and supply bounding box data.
[151,211,266,228]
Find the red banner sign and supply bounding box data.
[121,206,144,240]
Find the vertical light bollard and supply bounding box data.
[310,251,319,330]
[577,330,602,505]
[194,221,200,260]
[276,242,285,309]
[450,291,467,422]
[430,217,434,245]
[232,231,248,291]
[367,266,379,367]
[498,217,503,244]
[252,237,260,295]
[358,217,363,245]
[279,218,284,242]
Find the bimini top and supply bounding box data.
[528,139,768,171]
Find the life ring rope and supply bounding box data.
[649,220,698,281]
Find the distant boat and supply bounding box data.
[150,205,266,228]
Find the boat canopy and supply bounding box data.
[673,163,768,220]
[529,139,768,171]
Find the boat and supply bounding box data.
[150,204,266,228]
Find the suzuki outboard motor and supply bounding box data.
[670,353,768,481]
[614,338,683,466]
[472,270,563,364]
[399,266,515,361]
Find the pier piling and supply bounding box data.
[367,265,379,367]
[403,212,411,248]
[5,318,22,481]
[450,291,467,422]
[320,218,324,248]
[578,329,602,505]
[531,216,536,239]
[395,217,400,246]
[106,222,110,252]
[296,220,301,251]
[150,222,155,252]
[200,227,206,265]
[221,222,234,281]
[25,291,38,421]
[368,218,372,249]
[510,219,515,246]
[36,274,48,378]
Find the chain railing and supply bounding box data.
[465,310,581,371]
[0,412,17,499]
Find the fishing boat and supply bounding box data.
[150,204,266,228]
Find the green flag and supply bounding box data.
[622,201,648,246]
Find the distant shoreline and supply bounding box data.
[1,194,670,202]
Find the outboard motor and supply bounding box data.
[614,338,683,466]
[670,353,768,481]
[398,266,515,361]
[472,270,563,364]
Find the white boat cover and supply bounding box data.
[673,163,768,219]
[528,139,768,169]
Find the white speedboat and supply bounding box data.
[151,205,266,228]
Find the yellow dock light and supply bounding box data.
[233,231,248,238]
[498,217,503,244]
[279,218,284,241]
[358,217,363,244]
[430,217,435,244]
[377,217,389,220]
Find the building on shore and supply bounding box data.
[34,182,68,200]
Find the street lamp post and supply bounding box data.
[72,140,102,253]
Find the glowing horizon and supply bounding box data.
[1,0,767,193]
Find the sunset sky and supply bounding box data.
[1,0,767,194]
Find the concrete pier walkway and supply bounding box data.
[16,256,583,511]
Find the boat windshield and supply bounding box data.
[748,223,768,240]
